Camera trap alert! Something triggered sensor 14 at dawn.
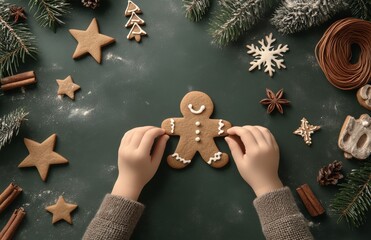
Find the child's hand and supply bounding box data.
[112,126,169,200]
[225,126,283,197]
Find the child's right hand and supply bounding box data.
[111,126,169,201]
[225,126,283,197]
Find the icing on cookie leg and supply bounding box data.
[207,152,222,164]
[199,143,229,168]
[171,153,191,164]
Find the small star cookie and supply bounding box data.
[56,75,80,100]
[18,134,69,181]
[46,196,78,224]
[293,118,320,146]
[69,18,115,63]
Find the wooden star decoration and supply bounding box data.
[56,75,80,100]
[18,134,69,181]
[260,88,290,114]
[46,196,78,224]
[293,118,321,146]
[69,18,115,63]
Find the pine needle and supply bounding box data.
[0,1,37,77]
[183,0,211,22]
[346,0,371,20]
[209,0,277,47]
[28,0,70,31]
[331,161,371,228]
[271,0,348,34]
[0,108,29,150]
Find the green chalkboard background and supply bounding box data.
[0,0,370,239]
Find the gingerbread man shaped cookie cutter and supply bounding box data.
[161,91,232,169]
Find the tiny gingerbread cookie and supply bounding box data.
[46,196,78,224]
[338,114,370,160]
[56,75,80,100]
[161,91,232,169]
[356,84,371,110]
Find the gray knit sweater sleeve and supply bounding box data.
[253,187,314,240]
[83,194,144,240]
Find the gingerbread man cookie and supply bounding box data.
[161,91,232,169]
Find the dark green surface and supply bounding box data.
[0,1,370,239]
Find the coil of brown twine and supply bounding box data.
[315,18,371,90]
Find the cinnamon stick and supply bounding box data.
[0,183,22,214]
[0,71,35,85]
[1,78,36,91]
[0,208,26,240]
[296,184,325,217]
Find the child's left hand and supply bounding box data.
[112,126,169,200]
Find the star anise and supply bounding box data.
[10,5,27,23]
[260,88,290,114]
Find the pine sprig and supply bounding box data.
[0,108,29,150]
[331,161,371,228]
[346,0,371,20]
[209,0,277,47]
[0,1,37,77]
[271,0,348,35]
[28,0,70,31]
[183,0,211,22]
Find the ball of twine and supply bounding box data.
[315,18,371,90]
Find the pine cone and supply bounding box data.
[317,160,344,186]
[82,0,100,9]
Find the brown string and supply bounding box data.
[315,18,371,90]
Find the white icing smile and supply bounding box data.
[188,104,206,114]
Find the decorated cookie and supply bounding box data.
[124,0,142,17]
[356,84,371,110]
[125,12,145,28]
[127,23,147,42]
[338,114,370,160]
[161,91,232,169]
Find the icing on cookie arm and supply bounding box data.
[161,118,183,135]
[208,119,232,137]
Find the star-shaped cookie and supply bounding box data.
[56,75,80,100]
[293,117,321,146]
[69,18,115,63]
[46,196,78,224]
[18,134,69,181]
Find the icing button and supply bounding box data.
[195,137,201,142]
[195,130,200,134]
[195,121,201,126]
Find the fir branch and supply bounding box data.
[346,0,371,20]
[0,1,37,77]
[271,0,348,34]
[183,0,211,22]
[28,0,70,31]
[0,108,29,150]
[331,161,371,228]
[209,0,277,47]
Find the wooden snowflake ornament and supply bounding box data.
[294,118,320,146]
[246,33,289,77]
